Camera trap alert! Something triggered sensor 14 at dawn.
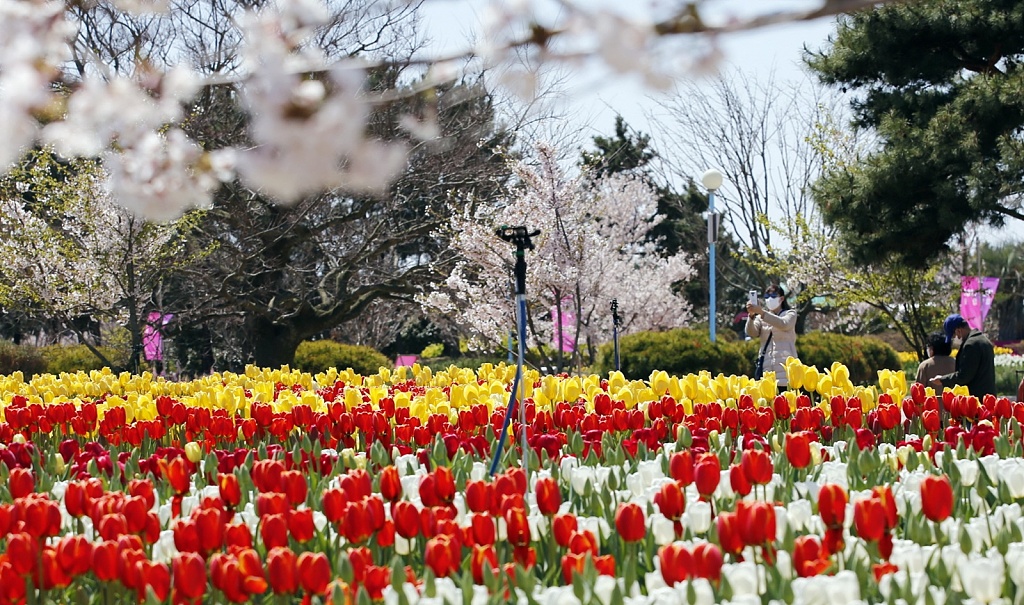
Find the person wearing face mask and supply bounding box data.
[929,313,996,399]
[745,284,799,387]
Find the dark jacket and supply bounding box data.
[939,329,996,398]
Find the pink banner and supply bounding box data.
[143,313,174,361]
[960,276,999,330]
[551,299,575,353]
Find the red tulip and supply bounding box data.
[8,468,34,500]
[471,513,496,546]
[173,552,207,600]
[818,484,847,529]
[159,457,192,495]
[692,542,723,581]
[793,535,831,577]
[504,507,531,546]
[321,488,347,523]
[737,501,776,546]
[256,492,289,517]
[694,456,720,498]
[534,477,561,516]
[552,513,577,547]
[653,481,685,520]
[219,474,241,508]
[379,466,402,502]
[668,451,694,485]
[237,548,270,596]
[0,555,26,603]
[465,481,493,513]
[568,530,599,557]
[424,535,456,578]
[266,547,298,594]
[91,540,119,582]
[288,509,315,543]
[872,485,899,531]
[560,553,585,584]
[785,432,811,469]
[280,471,308,507]
[56,535,93,577]
[920,474,954,523]
[741,449,773,485]
[261,514,289,550]
[470,545,498,584]
[716,512,744,556]
[296,552,330,594]
[614,502,645,542]
[194,507,225,554]
[659,543,692,585]
[853,498,885,542]
[729,464,751,497]
[127,479,156,510]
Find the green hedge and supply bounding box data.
[595,329,754,380]
[796,332,900,385]
[595,328,900,385]
[293,340,391,375]
[0,340,47,376]
[40,344,127,375]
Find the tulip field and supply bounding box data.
[2,361,1024,605]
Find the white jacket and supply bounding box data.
[746,309,799,386]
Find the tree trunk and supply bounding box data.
[250,318,303,369]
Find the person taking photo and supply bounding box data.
[745,284,799,388]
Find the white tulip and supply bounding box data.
[956,459,979,487]
[960,555,1005,603]
[593,576,617,605]
[687,500,712,534]
[724,561,760,596]
[787,499,813,532]
[649,512,676,546]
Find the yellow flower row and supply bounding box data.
[0,360,914,426]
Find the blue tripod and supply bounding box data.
[489,226,540,481]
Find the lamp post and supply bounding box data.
[702,169,723,342]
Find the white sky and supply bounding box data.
[416,1,1022,246]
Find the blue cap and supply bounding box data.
[943,314,967,343]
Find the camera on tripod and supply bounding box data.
[496,225,541,249]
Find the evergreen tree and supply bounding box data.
[807,0,1024,267]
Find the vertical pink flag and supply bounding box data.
[551,299,575,353]
[960,276,999,330]
[143,313,174,361]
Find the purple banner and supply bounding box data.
[960,276,999,330]
[551,299,576,354]
[143,313,174,361]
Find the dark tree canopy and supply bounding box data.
[806,0,1024,267]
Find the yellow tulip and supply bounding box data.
[650,371,670,396]
[817,374,832,396]
[185,441,203,463]
[759,374,778,400]
[802,366,820,393]
[785,358,805,391]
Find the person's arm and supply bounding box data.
[745,313,761,338]
[941,342,981,387]
[759,309,798,332]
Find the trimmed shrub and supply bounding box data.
[40,344,128,375]
[294,340,391,375]
[595,329,900,385]
[0,340,47,376]
[795,332,901,385]
[595,328,754,380]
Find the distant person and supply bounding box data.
[745,283,799,387]
[915,332,956,386]
[930,314,996,399]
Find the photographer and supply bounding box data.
[745,284,799,387]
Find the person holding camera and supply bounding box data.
[745,284,799,387]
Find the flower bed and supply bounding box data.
[0,361,1023,604]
